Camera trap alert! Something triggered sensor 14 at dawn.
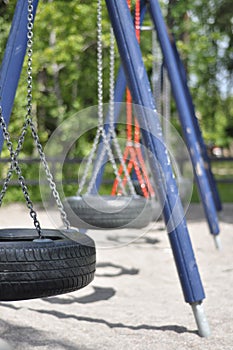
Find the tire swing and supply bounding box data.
[0,1,95,301]
[64,0,153,230]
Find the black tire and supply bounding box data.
[133,177,192,221]
[132,180,148,197]
[0,228,96,301]
[63,195,153,229]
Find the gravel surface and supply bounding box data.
[0,203,232,350]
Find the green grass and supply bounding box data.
[211,161,233,180]
[190,160,233,203]
[1,159,232,205]
[191,183,233,203]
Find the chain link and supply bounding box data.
[25,0,70,229]
[0,0,70,232]
[152,30,162,115]
[28,119,71,228]
[88,27,136,195]
[77,0,104,195]
[79,0,126,195]
[163,67,171,147]
[0,0,42,236]
[108,27,136,195]
[0,108,43,237]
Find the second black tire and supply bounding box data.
[63,195,153,229]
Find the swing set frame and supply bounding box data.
[0,0,223,337]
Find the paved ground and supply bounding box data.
[0,203,232,349]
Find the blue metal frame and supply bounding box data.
[147,0,220,235]
[0,0,221,304]
[105,0,205,304]
[91,3,147,193]
[1,1,221,227]
[93,0,221,235]
[0,0,39,151]
[171,38,222,212]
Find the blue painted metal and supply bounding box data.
[0,0,39,152]
[92,1,147,193]
[147,0,220,235]
[94,0,221,234]
[171,38,222,212]
[105,0,205,303]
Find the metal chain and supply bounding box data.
[77,128,101,195]
[163,67,171,147]
[162,67,181,180]
[0,0,70,230]
[107,27,136,195]
[152,30,162,115]
[97,0,104,130]
[86,11,126,195]
[0,123,28,204]
[79,0,126,195]
[87,127,127,195]
[0,108,43,237]
[77,0,104,195]
[88,26,137,196]
[0,1,42,236]
[25,1,70,228]
[28,120,71,228]
[108,27,116,134]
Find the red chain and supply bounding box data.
[112,0,155,198]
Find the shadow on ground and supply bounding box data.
[0,304,198,337]
[0,318,83,350]
[95,262,139,277]
[41,286,116,305]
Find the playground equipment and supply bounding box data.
[64,0,153,229]
[92,0,222,249]
[148,0,221,247]
[151,37,192,207]
[0,0,223,336]
[0,0,96,301]
[105,0,210,337]
[68,1,188,229]
[110,1,155,200]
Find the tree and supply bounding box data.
[166,0,233,148]
[0,0,232,152]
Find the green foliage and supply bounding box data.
[1,0,232,148]
[167,0,233,147]
[0,0,232,205]
[191,183,233,203]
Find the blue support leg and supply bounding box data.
[105,0,210,337]
[92,1,147,193]
[171,39,222,212]
[0,0,39,152]
[147,0,220,241]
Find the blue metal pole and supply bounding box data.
[171,39,222,212]
[147,0,220,236]
[105,0,205,304]
[92,1,147,193]
[0,0,39,152]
